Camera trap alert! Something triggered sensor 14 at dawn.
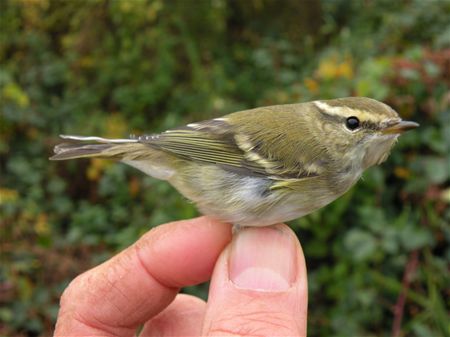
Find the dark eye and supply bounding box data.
[346,116,360,130]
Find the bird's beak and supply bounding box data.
[382,120,419,134]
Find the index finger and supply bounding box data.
[54,217,232,337]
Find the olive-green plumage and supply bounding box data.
[51,97,418,226]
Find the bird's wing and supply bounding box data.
[139,117,320,180]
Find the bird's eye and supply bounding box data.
[345,116,360,130]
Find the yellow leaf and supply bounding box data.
[35,213,50,235]
[394,167,411,179]
[79,56,94,69]
[148,0,163,21]
[26,127,39,140]
[338,60,354,79]
[119,1,132,12]
[0,188,19,204]
[317,57,339,80]
[129,176,140,197]
[2,83,29,108]
[105,114,128,138]
[317,55,354,80]
[304,78,319,93]
[87,158,111,181]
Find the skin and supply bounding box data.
[54,217,308,336]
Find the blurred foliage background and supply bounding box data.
[1,0,449,336]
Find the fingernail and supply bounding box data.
[229,225,297,291]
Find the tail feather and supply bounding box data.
[50,135,175,180]
[50,143,115,160]
[49,135,142,161]
[59,135,138,143]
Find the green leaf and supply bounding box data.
[344,230,377,261]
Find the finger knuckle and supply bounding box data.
[206,310,297,336]
[59,268,103,311]
[59,272,87,308]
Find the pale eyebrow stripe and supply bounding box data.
[313,101,382,124]
[313,101,359,116]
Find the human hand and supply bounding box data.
[54,216,308,336]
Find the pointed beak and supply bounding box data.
[382,120,419,134]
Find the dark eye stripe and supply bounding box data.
[361,121,380,130]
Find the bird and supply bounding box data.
[50,97,419,227]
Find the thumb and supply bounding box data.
[202,224,308,336]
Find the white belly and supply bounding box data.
[171,166,349,226]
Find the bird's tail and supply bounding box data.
[50,135,149,161]
[50,135,175,180]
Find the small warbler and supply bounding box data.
[51,97,418,227]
